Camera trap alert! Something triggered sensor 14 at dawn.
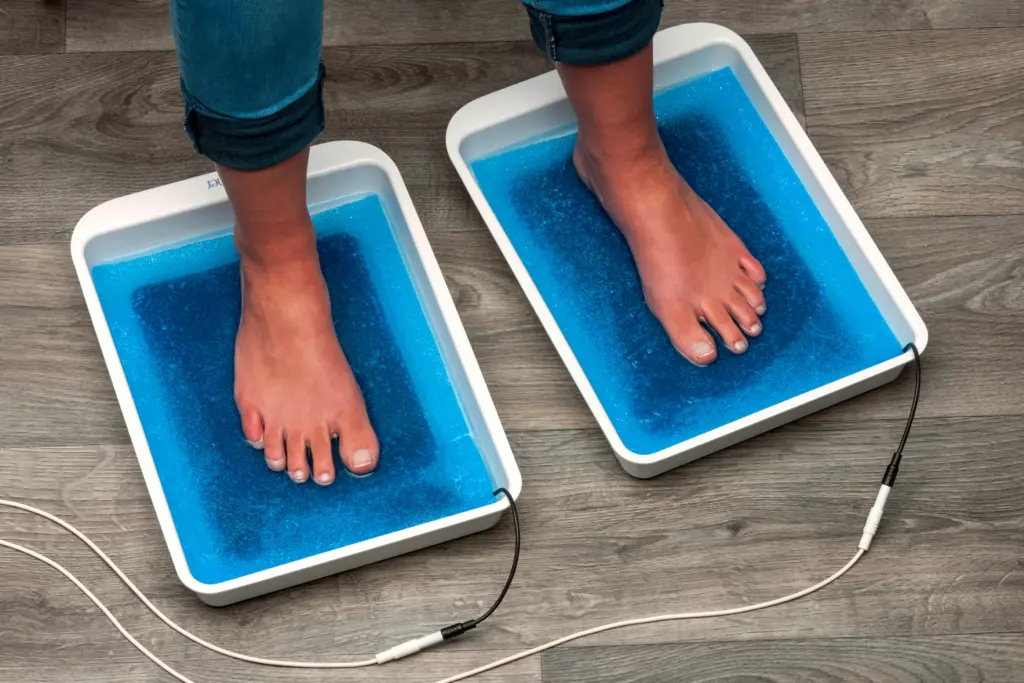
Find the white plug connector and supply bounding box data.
[858,484,891,551]
[376,631,445,664]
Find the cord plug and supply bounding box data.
[858,484,891,551]
[861,342,920,552]
[375,632,445,664]
[373,621,478,664]
[373,488,516,666]
[441,621,477,640]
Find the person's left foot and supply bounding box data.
[573,135,767,365]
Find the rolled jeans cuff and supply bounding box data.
[525,0,663,67]
[181,62,326,171]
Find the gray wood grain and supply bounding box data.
[541,635,1024,683]
[0,44,550,246]
[674,0,1024,32]
[0,0,64,54]
[0,245,128,447]
[800,28,1024,219]
[3,6,1024,683]
[0,653,537,683]
[64,0,1024,53]
[0,51,208,246]
[0,35,802,247]
[1,413,1021,659]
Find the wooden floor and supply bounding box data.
[2,1,1023,681]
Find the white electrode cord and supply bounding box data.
[0,344,920,683]
[0,497,873,683]
[430,547,867,683]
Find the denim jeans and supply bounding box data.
[171,0,663,171]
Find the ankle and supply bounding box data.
[578,124,662,161]
[575,131,672,190]
[239,247,322,293]
[235,218,319,277]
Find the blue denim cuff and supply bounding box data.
[182,62,326,171]
[525,0,663,66]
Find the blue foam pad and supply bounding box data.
[471,67,902,455]
[92,196,495,584]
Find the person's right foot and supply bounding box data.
[233,219,379,485]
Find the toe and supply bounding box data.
[309,428,335,486]
[240,406,264,449]
[734,276,766,316]
[703,302,748,354]
[335,412,379,476]
[726,293,762,337]
[285,432,309,483]
[739,253,766,287]
[263,425,286,472]
[657,304,718,366]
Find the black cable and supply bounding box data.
[440,487,520,641]
[471,487,520,625]
[882,343,921,487]
[439,345,920,641]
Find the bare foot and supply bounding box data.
[573,138,767,365]
[234,219,379,484]
[554,44,766,366]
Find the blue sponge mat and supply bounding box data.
[470,67,902,455]
[92,196,495,585]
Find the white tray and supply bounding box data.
[71,141,521,605]
[447,23,928,479]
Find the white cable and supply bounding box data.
[0,489,887,683]
[0,537,204,683]
[0,498,376,670]
[432,548,865,683]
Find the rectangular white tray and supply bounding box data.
[71,141,521,605]
[447,23,928,479]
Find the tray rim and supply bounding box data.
[70,140,521,601]
[445,23,929,477]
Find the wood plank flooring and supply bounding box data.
[1,1,1022,682]
[542,635,1024,682]
[0,0,64,54]
[61,0,1024,53]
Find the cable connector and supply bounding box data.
[372,619,478,663]
[881,457,899,488]
[375,631,445,664]
[858,484,891,551]
[861,342,920,552]
[441,621,477,640]
[372,488,517,667]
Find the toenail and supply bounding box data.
[750,323,762,336]
[692,341,715,360]
[290,469,307,483]
[352,449,374,469]
[315,472,333,485]
[266,458,285,471]
[756,303,766,315]
[246,438,264,450]
[734,340,748,353]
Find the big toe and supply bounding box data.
[335,412,379,476]
[657,304,718,366]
